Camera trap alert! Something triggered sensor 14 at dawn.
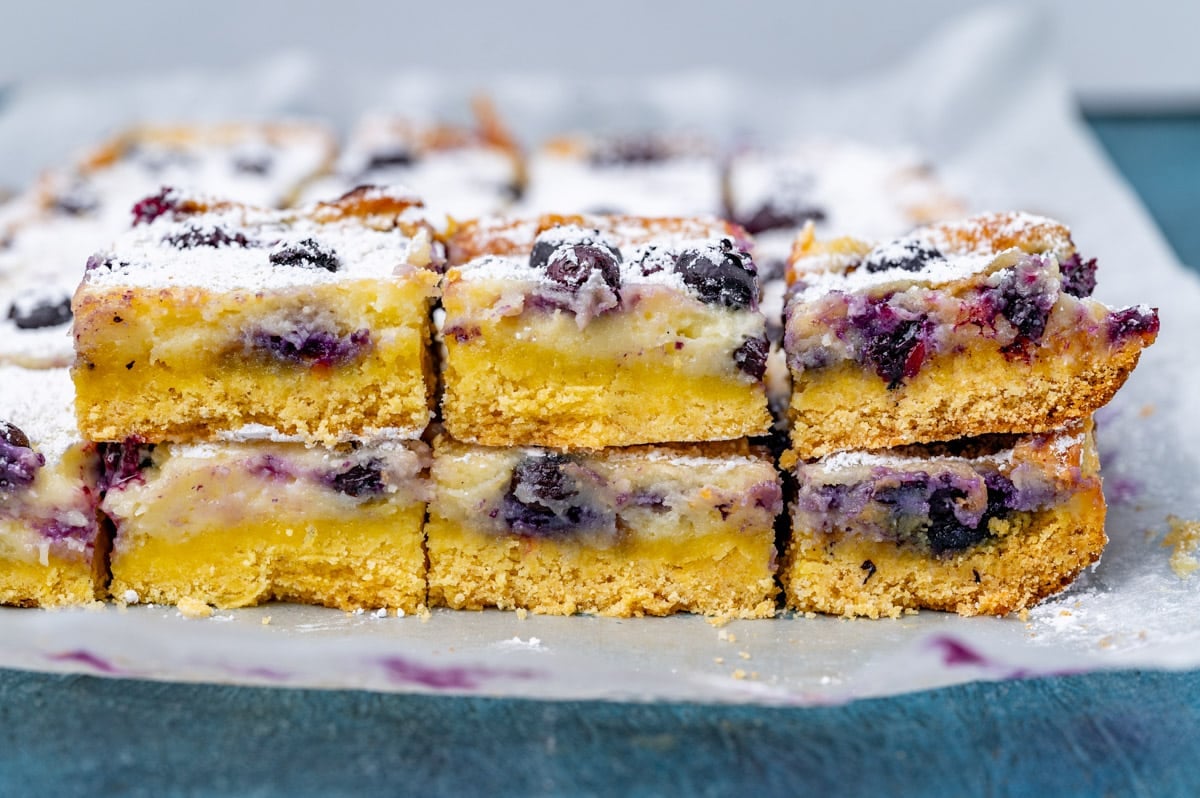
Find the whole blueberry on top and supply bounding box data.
[51,184,100,218]
[363,148,416,171]
[739,202,827,236]
[131,188,179,226]
[7,291,72,330]
[546,244,621,294]
[232,152,274,175]
[0,421,44,491]
[269,238,341,272]
[673,238,758,311]
[164,225,253,249]
[862,240,947,274]
[589,136,673,166]
[530,227,623,298]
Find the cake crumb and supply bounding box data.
[738,651,751,660]
[1018,608,1030,622]
[1059,610,1072,617]
[177,597,213,619]
[395,608,406,618]
[1162,516,1200,578]
[418,605,432,622]
[1139,404,1156,417]
[1098,635,1114,649]
[261,616,271,626]
[516,608,528,620]
[732,669,748,680]
[121,589,140,606]
[717,630,736,643]
[714,657,725,664]
[373,608,388,619]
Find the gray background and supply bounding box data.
[1,0,1197,110]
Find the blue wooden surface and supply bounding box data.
[3,115,1199,798]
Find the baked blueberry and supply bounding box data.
[164,225,253,249]
[269,238,341,272]
[674,239,757,310]
[7,292,72,330]
[862,240,946,274]
[0,420,44,491]
[848,298,932,389]
[1058,253,1098,298]
[501,453,605,536]
[247,326,371,368]
[97,438,154,491]
[131,188,179,226]
[733,336,769,380]
[327,459,385,497]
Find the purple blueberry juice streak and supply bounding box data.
[246,327,371,368]
[380,656,538,690]
[37,519,98,547]
[97,438,153,491]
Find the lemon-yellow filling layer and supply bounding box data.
[441,287,769,447]
[110,504,426,612]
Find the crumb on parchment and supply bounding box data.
[177,596,213,619]
[1163,515,1200,578]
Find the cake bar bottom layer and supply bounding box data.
[0,540,109,608]
[427,524,777,618]
[109,506,427,612]
[782,491,1106,618]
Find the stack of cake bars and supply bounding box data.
[777,212,1159,617]
[0,115,1162,618]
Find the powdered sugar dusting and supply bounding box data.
[81,199,433,292]
[0,367,81,464]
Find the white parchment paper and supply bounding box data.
[1,7,1196,705]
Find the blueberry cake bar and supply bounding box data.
[302,100,523,224]
[782,420,1105,617]
[63,121,336,213]
[426,435,781,617]
[784,212,1159,458]
[102,437,429,612]
[1,367,107,607]
[522,133,721,217]
[441,214,771,448]
[73,186,442,445]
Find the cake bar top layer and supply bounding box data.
[449,213,744,263]
[0,366,80,465]
[787,211,1080,300]
[80,186,440,293]
[727,139,965,240]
